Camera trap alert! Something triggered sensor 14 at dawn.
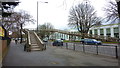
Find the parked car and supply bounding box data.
[61,38,65,40]
[80,39,102,45]
[53,39,63,46]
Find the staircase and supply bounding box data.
[23,29,46,51]
[29,32,41,51]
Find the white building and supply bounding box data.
[89,23,119,38]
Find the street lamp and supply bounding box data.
[115,0,120,38]
[115,0,120,59]
[37,1,48,32]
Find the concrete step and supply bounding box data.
[31,44,40,48]
[31,44,38,46]
[31,46,40,48]
[30,43,41,51]
[31,48,41,51]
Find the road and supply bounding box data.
[2,41,118,66]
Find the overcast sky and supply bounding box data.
[14,0,116,30]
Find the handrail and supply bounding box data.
[34,32,44,44]
[28,31,31,45]
[24,29,31,45]
[23,29,32,51]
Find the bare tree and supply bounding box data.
[1,2,19,38]
[38,22,54,40]
[2,10,35,43]
[2,12,20,32]
[14,10,35,43]
[68,1,101,38]
[104,0,119,23]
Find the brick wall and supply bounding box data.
[0,40,2,65]
[0,40,8,61]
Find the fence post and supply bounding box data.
[115,46,118,59]
[96,44,98,55]
[83,43,85,52]
[73,43,75,50]
[66,43,68,49]
[44,43,46,50]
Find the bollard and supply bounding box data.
[83,43,85,52]
[24,44,26,51]
[115,46,118,59]
[96,44,98,55]
[44,44,46,50]
[66,43,68,49]
[73,43,75,50]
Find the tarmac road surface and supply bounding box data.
[2,41,118,66]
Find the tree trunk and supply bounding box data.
[81,33,85,39]
[20,24,23,43]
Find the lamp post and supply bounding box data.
[115,0,120,38]
[37,1,48,32]
[115,0,120,60]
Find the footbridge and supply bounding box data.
[26,28,119,42]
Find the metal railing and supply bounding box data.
[61,42,118,59]
[47,41,119,59]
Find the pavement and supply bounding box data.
[2,41,118,66]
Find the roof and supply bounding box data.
[0,0,19,2]
[90,23,119,29]
[93,23,119,27]
[2,2,19,6]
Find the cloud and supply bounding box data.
[15,0,114,30]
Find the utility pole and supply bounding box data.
[115,0,120,39]
[115,0,120,66]
[37,1,48,32]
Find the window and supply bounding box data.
[94,29,97,35]
[100,29,104,35]
[114,27,119,38]
[114,27,118,33]
[106,28,110,34]
[114,33,119,38]
[89,30,92,34]
[106,28,111,37]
